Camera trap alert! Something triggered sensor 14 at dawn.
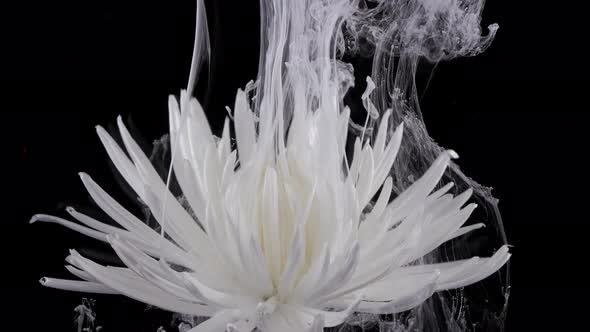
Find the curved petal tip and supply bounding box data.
[29,214,41,224]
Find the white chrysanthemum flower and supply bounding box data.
[33,84,509,330]
[33,0,509,329]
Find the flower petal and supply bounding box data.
[357,271,440,314]
[69,250,216,316]
[234,89,257,164]
[40,277,118,294]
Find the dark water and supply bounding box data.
[4,0,587,331]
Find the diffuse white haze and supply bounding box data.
[33,0,510,331]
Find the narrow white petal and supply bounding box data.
[77,174,195,267]
[278,224,304,299]
[359,177,393,242]
[428,182,455,200]
[309,242,360,304]
[65,265,97,282]
[371,122,403,196]
[70,250,215,316]
[183,273,257,310]
[372,109,391,161]
[107,236,202,303]
[358,271,440,314]
[30,214,107,242]
[40,277,118,294]
[234,89,257,164]
[403,203,478,264]
[185,95,214,140]
[218,117,232,163]
[261,167,280,282]
[387,150,458,225]
[445,222,485,242]
[436,245,511,290]
[116,117,211,254]
[95,125,143,192]
[356,146,374,207]
[302,294,362,327]
[78,173,157,242]
[348,138,362,182]
[292,244,330,303]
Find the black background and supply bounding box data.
[3,0,587,331]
